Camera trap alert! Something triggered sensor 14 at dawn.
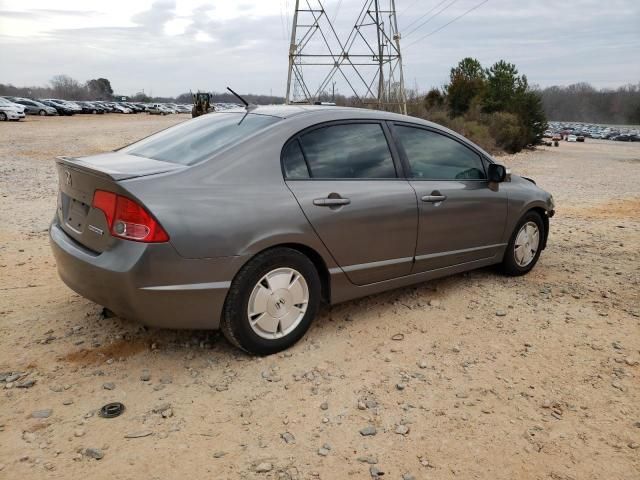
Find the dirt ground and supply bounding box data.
[0,115,638,480]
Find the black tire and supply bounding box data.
[39,110,46,116]
[501,211,545,276]
[221,247,321,355]
[0,112,7,121]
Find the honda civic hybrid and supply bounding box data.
[50,105,554,354]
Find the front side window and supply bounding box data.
[297,123,396,179]
[395,125,486,180]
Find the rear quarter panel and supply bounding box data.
[120,119,339,269]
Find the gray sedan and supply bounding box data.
[49,106,554,354]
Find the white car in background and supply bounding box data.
[0,97,26,121]
[567,134,577,142]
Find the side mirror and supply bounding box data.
[488,163,507,183]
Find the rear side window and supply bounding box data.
[296,123,396,179]
[395,126,485,180]
[122,113,280,165]
[282,140,310,179]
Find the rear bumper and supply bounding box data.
[49,220,247,330]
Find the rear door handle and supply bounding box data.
[421,195,447,203]
[313,197,351,207]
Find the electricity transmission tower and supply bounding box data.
[285,0,407,114]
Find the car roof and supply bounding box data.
[219,105,494,160]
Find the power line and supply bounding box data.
[405,0,461,38]
[404,0,489,48]
[398,0,422,18]
[331,0,343,24]
[402,0,449,31]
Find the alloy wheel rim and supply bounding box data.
[514,221,540,267]
[247,267,309,340]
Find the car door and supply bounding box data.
[390,123,508,273]
[284,121,418,285]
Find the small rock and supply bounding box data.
[317,447,330,456]
[281,432,296,444]
[428,299,440,307]
[360,426,377,436]
[102,382,115,390]
[628,442,639,449]
[213,451,226,458]
[396,383,406,391]
[357,455,378,464]
[124,431,153,439]
[17,379,36,388]
[140,370,151,382]
[159,375,172,385]
[84,448,104,460]
[402,474,416,480]
[391,333,404,341]
[161,408,173,418]
[320,402,328,410]
[74,429,85,437]
[395,424,410,435]
[255,462,273,473]
[31,409,52,419]
[496,310,507,317]
[62,399,73,406]
[370,466,384,478]
[417,360,428,369]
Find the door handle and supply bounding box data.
[313,197,351,207]
[421,195,447,203]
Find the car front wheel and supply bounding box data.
[0,112,7,121]
[221,247,321,355]
[501,211,544,276]
[39,110,46,116]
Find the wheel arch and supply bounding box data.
[522,205,549,249]
[230,243,331,305]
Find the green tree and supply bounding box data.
[424,87,445,110]
[86,78,114,100]
[446,57,486,117]
[482,60,527,113]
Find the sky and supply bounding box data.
[0,0,638,98]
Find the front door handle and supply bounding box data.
[313,197,351,207]
[421,195,447,203]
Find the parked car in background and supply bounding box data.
[0,97,26,121]
[567,134,577,142]
[39,99,74,116]
[43,99,82,113]
[6,97,57,116]
[50,105,555,354]
[148,103,171,115]
[576,135,585,142]
[175,104,192,113]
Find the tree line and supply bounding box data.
[539,83,640,125]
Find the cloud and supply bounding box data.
[0,0,638,96]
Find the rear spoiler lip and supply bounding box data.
[55,155,186,181]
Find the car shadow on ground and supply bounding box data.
[55,265,506,367]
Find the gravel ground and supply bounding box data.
[0,114,639,480]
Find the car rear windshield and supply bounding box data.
[122,112,280,165]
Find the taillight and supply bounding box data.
[92,190,169,243]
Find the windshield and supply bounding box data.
[0,98,15,106]
[122,112,280,165]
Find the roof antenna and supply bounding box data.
[226,86,256,111]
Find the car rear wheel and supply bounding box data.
[39,110,46,116]
[501,211,544,276]
[221,247,321,355]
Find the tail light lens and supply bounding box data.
[92,190,169,243]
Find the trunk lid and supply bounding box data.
[54,153,185,252]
